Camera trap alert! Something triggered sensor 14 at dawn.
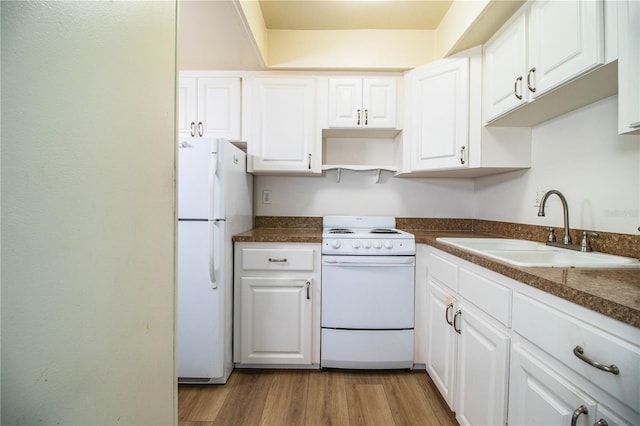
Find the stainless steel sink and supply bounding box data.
[436,238,640,268]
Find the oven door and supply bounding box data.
[321,255,415,329]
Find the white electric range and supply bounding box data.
[321,216,416,370]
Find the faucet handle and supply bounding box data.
[580,231,599,252]
[543,227,556,242]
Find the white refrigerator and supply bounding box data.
[177,137,252,384]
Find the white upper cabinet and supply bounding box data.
[401,47,531,177]
[618,0,640,135]
[484,0,611,126]
[528,0,604,95]
[178,75,241,141]
[328,77,397,129]
[406,57,470,171]
[483,13,528,121]
[245,76,321,174]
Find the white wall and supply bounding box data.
[475,96,640,235]
[1,2,177,424]
[254,171,475,218]
[256,96,640,237]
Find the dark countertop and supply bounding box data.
[233,227,640,328]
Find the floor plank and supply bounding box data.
[304,370,350,426]
[260,370,309,426]
[346,383,397,426]
[178,369,459,426]
[210,369,275,426]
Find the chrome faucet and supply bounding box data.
[538,189,572,245]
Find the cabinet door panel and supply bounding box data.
[240,277,311,364]
[529,0,604,96]
[509,343,597,426]
[328,78,362,128]
[483,13,528,122]
[178,77,197,137]
[250,78,317,172]
[425,280,457,410]
[197,77,241,140]
[363,78,396,128]
[410,58,469,171]
[455,303,509,426]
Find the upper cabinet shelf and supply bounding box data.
[483,0,618,127]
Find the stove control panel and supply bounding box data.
[323,238,415,255]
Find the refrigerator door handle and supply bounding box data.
[209,150,220,220]
[209,222,217,289]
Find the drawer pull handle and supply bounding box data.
[573,346,620,375]
[306,281,311,300]
[595,420,609,426]
[268,258,288,263]
[445,303,454,326]
[570,405,588,426]
[453,310,462,334]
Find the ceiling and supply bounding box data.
[257,0,453,30]
[178,0,523,71]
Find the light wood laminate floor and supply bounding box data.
[179,369,459,426]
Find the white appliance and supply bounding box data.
[177,137,252,384]
[321,216,416,369]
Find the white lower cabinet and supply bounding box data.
[509,341,599,426]
[424,245,640,426]
[234,243,321,366]
[425,247,510,426]
[455,301,509,426]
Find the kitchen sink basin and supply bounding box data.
[436,238,640,268]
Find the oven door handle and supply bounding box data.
[322,256,415,266]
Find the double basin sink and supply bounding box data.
[437,238,640,268]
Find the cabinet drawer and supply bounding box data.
[512,292,640,411]
[428,250,458,292]
[241,248,315,271]
[459,267,511,326]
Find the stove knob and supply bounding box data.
[352,241,361,249]
[384,240,394,249]
[373,240,382,249]
[330,239,341,249]
[362,241,371,249]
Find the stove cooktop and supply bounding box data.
[322,216,415,255]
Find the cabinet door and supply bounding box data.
[249,77,318,173]
[509,343,597,426]
[425,280,458,410]
[409,57,469,171]
[483,13,528,122]
[362,78,397,128]
[239,277,312,364]
[619,0,640,134]
[455,302,509,426]
[177,77,197,137]
[328,78,362,128]
[528,0,604,97]
[197,77,241,140]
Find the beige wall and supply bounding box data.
[1,2,177,424]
